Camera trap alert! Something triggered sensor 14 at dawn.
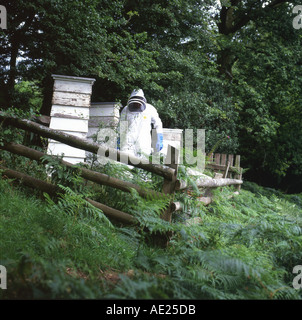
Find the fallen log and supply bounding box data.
[214,173,223,179]
[0,142,164,200]
[0,165,136,225]
[175,176,243,190]
[0,112,175,181]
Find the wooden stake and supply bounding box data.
[223,161,230,178]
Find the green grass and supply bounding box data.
[0,178,138,298]
[1,172,302,299]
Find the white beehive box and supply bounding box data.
[87,102,121,142]
[86,102,121,163]
[47,74,95,164]
[161,128,183,164]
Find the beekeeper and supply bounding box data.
[119,89,163,158]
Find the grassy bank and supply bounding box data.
[0,171,302,299]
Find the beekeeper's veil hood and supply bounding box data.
[127,88,146,112]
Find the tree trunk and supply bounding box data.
[217,5,238,80]
[216,1,287,79]
[39,75,54,117]
[217,48,236,80]
[6,35,20,107]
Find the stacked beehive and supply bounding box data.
[47,74,95,164]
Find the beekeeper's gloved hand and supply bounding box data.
[155,133,163,152]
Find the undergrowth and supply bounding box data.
[0,159,302,299]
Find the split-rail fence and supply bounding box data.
[0,112,243,246]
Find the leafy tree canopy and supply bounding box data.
[0,0,301,192]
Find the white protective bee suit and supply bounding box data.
[119,89,163,158]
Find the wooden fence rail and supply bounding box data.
[0,112,175,181]
[0,141,164,200]
[0,165,136,225]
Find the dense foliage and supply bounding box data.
[0,0,301,191]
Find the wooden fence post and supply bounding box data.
[152,145,179,247]
[237,167,243,191]
[234,155,241,191]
